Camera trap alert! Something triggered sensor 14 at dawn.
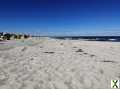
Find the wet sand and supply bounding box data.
[0,37,120,89]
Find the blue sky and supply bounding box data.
[0,0,120,35]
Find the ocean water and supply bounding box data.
[51,36,120,42]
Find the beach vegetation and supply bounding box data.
[0,32,30,41]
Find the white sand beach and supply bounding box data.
[0,38,120,89]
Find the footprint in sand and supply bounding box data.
[78,73,101,89]
[0,69,9,86]
[99,69,104,74]
[21,47,27,52]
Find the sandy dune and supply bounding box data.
[0,38,120,89]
